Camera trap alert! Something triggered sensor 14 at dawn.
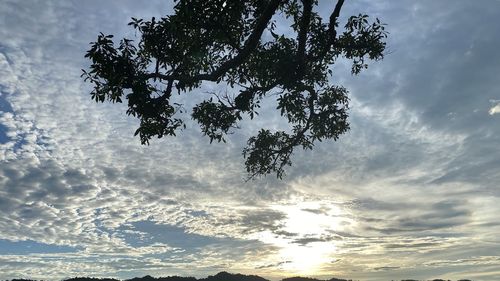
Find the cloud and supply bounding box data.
[423,256,500,267]
[489,103,500,115]
[255,261,291,269]
[373,266,400,271]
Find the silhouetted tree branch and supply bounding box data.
[82,0,387,179]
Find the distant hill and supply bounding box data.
[126,276,197,281]
[5,271,473,281]
[282,276,350,281]
[200,272,268,281]
[66,278,120,281]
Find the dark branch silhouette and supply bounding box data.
[82,0,387,179]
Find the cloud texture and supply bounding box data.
[1,1,500,281]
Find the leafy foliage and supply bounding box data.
[82,0,387,179]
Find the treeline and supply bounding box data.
[6,271,473,281]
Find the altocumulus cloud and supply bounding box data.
[1,1,500,281]
[489,100,500,115]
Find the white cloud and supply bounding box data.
[489,103,500,115]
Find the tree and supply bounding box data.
[82,0,387,179]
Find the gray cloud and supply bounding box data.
[373,266,400,271]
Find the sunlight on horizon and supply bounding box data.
[252,199,350,275]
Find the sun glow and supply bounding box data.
[280,240,337,274]
[252,199,348,274]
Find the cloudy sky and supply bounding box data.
[1,0,500,280]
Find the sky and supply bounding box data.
[1,0,500,280]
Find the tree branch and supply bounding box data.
[307,0,345,61]
[145,0,284,84]
[296,0,313,78]
[288,84,317,147]
[244,85,317,181]
[329,0,345,38]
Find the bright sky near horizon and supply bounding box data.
[1,1,500,281]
